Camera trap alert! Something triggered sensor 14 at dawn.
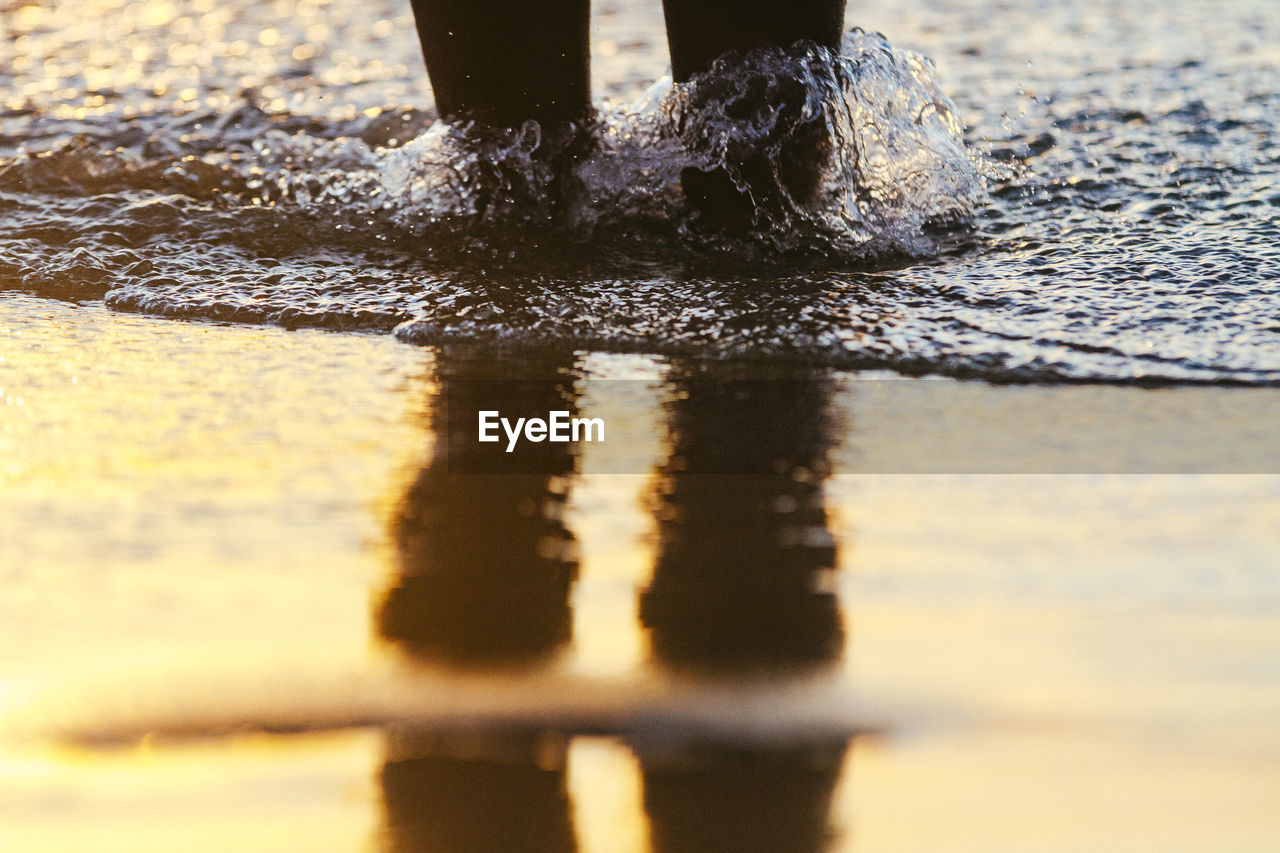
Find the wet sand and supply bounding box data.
[4,295,1279,851]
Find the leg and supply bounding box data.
[662,0,846,83]
[409,0,591,126]
[662,0,847,227]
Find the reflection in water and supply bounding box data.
[637,363,848,853]
[377,349,581,666]
[640,743,848,853]
[375,354,849,852]
[641,367,844,671]
[377,348,582,853]
[381,731,576,853]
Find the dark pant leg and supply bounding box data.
[662,0,847,225]
[409,0,591,126]
[662,0,846,83]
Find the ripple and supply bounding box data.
[2,1,1279,383]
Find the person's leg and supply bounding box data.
[662,0,847,227]
[662,0,846,84]
[409,0,591,126]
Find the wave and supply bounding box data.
[3,29,1279,383]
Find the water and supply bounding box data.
[3,0,1280,850]
[3,0,1278,380]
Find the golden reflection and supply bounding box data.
[641,363,844,672]
[381,730,577,853]
[376,347,582,667]
[7,300,1280,848]
[375,352,850,852]
[635,360,849,853]
[375,346,583,852]
[638,742,848,853]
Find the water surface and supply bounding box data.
[3,0,1278,379]
[3,0,1280,849]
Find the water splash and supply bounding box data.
[2,31,981,255]
[253,30,987,258]
[3,15,1279,384]
[643,29,987,256]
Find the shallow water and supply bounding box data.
[4,298,1280,851]
[2,0,1278,379]
[3,0,1280,849]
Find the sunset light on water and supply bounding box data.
[4,0,1280,848]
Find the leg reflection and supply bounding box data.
[638,362,849,853]
[641,366,844,671]
[376,348,582,853]
[381,731,576,853]
[641,743,847,853]
[377,348,581,668]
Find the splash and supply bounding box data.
[1,30,980,258]
[270,29,986,258]
[4,18,1280,383]
[584,29,986,256]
